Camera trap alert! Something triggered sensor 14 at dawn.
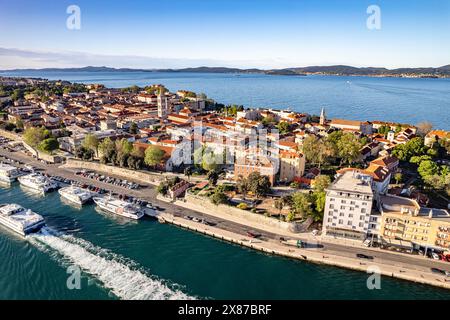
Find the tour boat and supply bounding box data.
[58,186,93,205]
[18,173,58,193]
[0,203,45,236]
[0,163,22,183]
[93,196,144,220]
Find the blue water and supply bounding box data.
[1,71,449,130]
[1,184,450,300]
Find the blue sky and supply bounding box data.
[0,0,449,69]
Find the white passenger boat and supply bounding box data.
[58,186,93,205]
[93,196,144,220]
[0,163,22,183]
[18,173,58,193]
[0,203,45,236]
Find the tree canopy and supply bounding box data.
[144,146,166,167]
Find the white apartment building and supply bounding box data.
[322,170,379,241]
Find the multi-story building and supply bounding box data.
[279,150,305,183]
[424,130,449,147]
[234,155,277,186]
[379,195,450,252]
[329,119,373,135]
[322,171,378,240]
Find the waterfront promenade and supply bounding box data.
[1,147,450,289]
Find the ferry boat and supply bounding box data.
[0,163,22,183]
[0,203,45,235]
[17,173,58,193]
[58,186,93,205]
[93,196,144,220]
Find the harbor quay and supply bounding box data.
[1,147,449,290]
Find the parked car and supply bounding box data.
[247,231,261,238]
[431,252,440,260]
[356,253,374,260]
[430,268,447,276]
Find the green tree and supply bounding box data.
[377,125,390,136]
[157,181,169,196]
[144,146,166,168]
[207,170,219,186]
[303,135,327,166]
[313,191,326,221]
[210,187,228,205]
[274,198,284,220]
[291,192,313,218]
[115,138,133,157]
[98,137,116,161]
[313,175,331,193]
[276,121,290,134]
[246,172,271,198]
[394,172,403,184]
[11,89,23,101]
[417,160,439,179]
[326,130,343,156]
[38,137,59,154]
[82,134,99,157]
[337,133,362,165]
[202,149,219,172]
[129,122,138,134]
[236,175,249,199]
[392,137,428,162]
[23,127,49,147]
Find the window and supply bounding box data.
[359,222,364,227]
[361,208,366,213]
[329,204,334,209]
[347,221,352,226]
[341,200,346,204]
[339,219,343,224]
[360,215,365,220]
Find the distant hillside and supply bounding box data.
[2,65,450,77]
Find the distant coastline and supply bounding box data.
[1,65,450,78]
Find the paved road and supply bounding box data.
[1,148,450,276]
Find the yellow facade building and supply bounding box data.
[379,195,450,252]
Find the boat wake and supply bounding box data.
[28,227,195,300]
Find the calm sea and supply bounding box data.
[1,71,449,130]
[1,184,450,299]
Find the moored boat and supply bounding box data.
[58,186,93,205]
[0,163,22,183]
[18,173,58,193]
[93,195,144,220]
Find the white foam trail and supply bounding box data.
[29,227,195,300]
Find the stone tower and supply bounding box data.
[319,107,326,125]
